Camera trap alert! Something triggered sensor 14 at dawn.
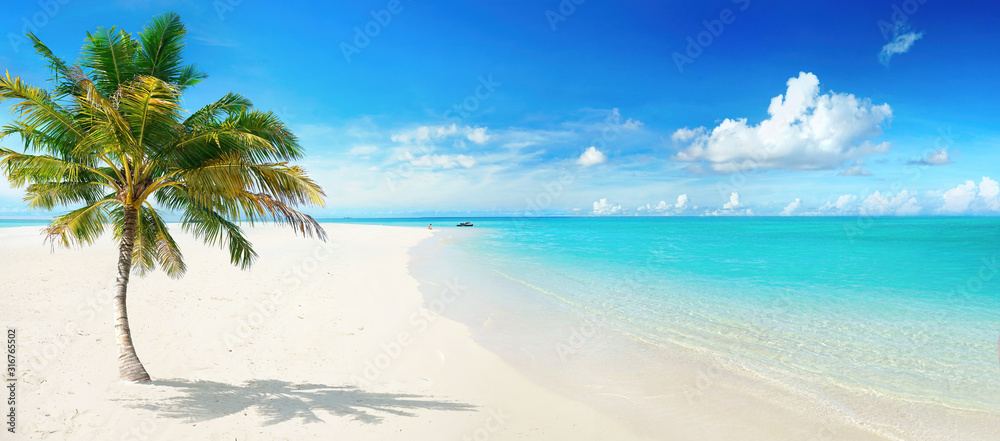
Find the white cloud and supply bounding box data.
[722,192,741,209]
[781,198,801,216]
[392,124,491,145]
[980,177,1000,210]
[592,198,622,215]
[909,148,952,166]
[819,194,857,213]
[835,194,857,211]
[860,190,921,215]
[879,23,924,66]
[673,72,892,172]
[671,127,702,143]
[941,180,977,213]
[576,146,608,167]
[466,126,491,144]
[675,194,689,211]
[941,177,1000,213]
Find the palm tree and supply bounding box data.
[0,13,326,382]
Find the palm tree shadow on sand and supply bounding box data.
[117,379,477,425]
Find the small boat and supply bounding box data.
[456,222,474,227]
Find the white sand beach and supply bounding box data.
[1,223,656,440]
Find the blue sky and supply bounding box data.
[1,0,999,217]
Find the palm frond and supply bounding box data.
[123,204,186,278]
[80,26,140,96]
[156,185,258,269]
[117,75,181,153]
[27,32,77,96]
[24,181,108,210]
[0,148,113,188]
[136,12,190,84]
[44,197,116,248]
[179,157,325,207]
[174,64,208,90]
[232,191,326,240]
[183,92,252,127]
[0,72,84,156]
[72,74,140,163]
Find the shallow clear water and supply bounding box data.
[360,216,1000,438]
[335,217,1000,411]
[470,217,1000,406]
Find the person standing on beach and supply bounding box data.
[428,224,433,230]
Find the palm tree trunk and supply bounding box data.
[114,205,151,382]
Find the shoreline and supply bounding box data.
[0,223,651,440]
[412,225,1000,441]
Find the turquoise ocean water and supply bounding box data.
[334,216,1000,438]
[0,219,51,227]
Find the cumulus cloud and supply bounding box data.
[466,126,491,144]
[940,177,1000,213]
[637,201,671,214]
[722,192,741,210]
[981,177,1000,210]
[576,146,608,167]
[819,194,858,213]
[781,198,801,216]
[879,23,924,66]
[675,194,689,211]
[672,72,892,173]
[860,190,921,215]
[908,148,952,166]
[637,195,689,215]
[592,198,622,215]
[941,181,978,213]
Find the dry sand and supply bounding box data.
[0,223,654,440]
